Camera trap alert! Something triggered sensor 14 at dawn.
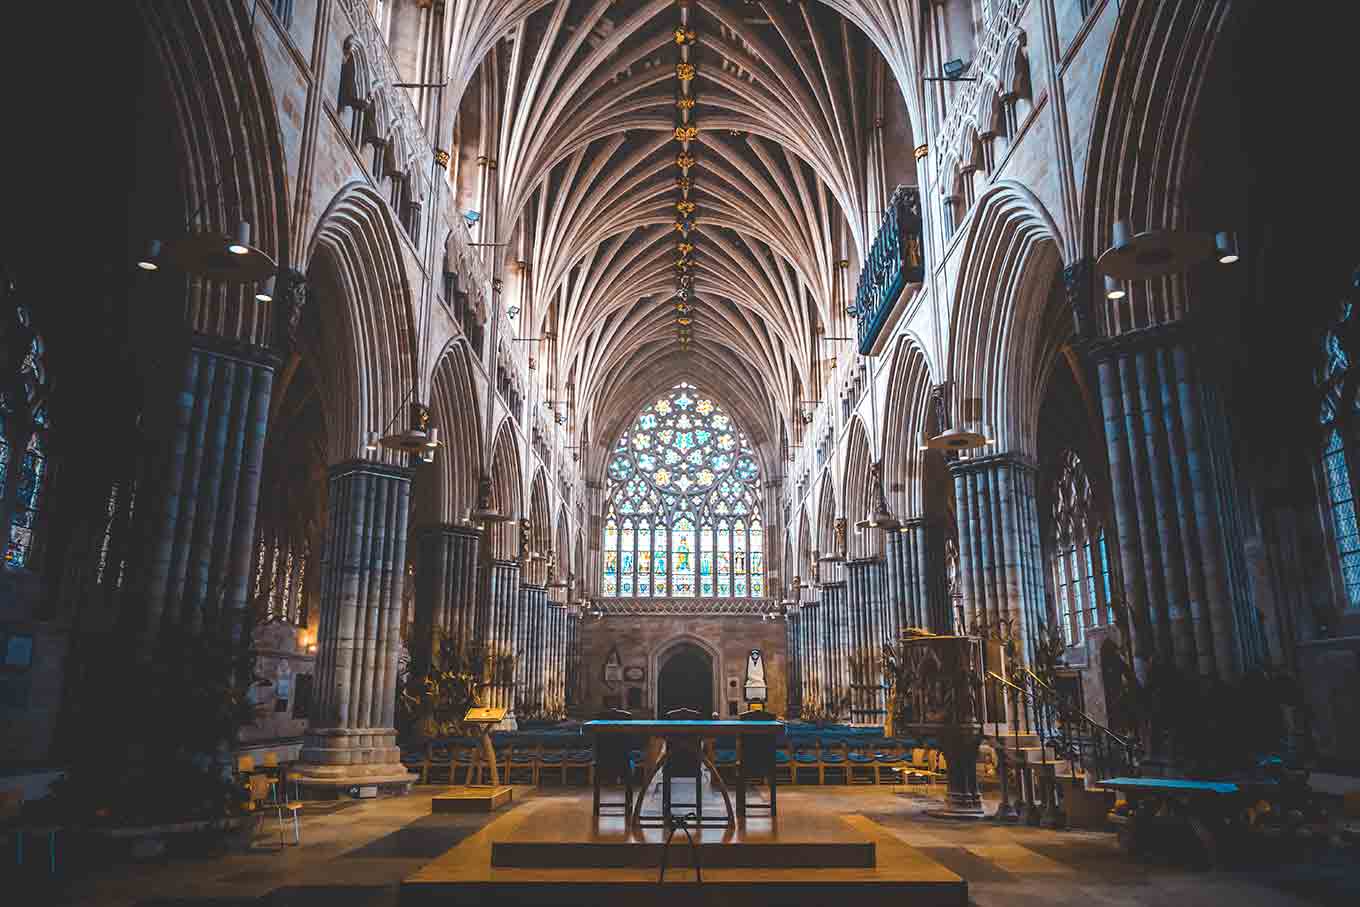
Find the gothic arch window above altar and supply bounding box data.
[602,383,764,599]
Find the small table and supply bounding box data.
[1102,777,1267,866]
[585,720,784,829]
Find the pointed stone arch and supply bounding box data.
[304,182,419,465]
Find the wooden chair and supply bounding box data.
[507,742,540,785]
[819,737,848,784]
[592,708,638,816]
[736,709,779,816]
[662,707,705,820]
[565,746,595,786]
[848,739,879,784]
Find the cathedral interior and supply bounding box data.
[2,1,1359,904]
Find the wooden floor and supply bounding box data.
[401,782,966,906]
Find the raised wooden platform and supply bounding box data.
[402,787,966,907]
[432,785,514,813]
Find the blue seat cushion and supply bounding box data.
[794,752,818,764]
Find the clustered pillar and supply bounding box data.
[845,558,891,725]
[798,584,822,716]
[484,559,522,714]
[951,454,1046,663]
[294,461,415,791]
[134,339,276,648]
[1092,323,1264,681]
[410,523,481,677]
[785,605,802,717]
[513,584,555,716]
[820,580,851,719]
[886,519,949,633]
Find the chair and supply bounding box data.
[593,708,638,816]
[848,740,879,784]
[819,737,848,784]
[773,740,794,785]
[538,744,566,785]
[273,767,303,846]
[874,740,906,784]
[427,742,455,784]
[736,709,779,816]
[402,742,432,783]
[565,746,595,785]
[507,742,539,785]
[791,739,820,784]
[662,707,705,820]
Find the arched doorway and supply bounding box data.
[657,644,714,717]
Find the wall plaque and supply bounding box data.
[623,666,645,682]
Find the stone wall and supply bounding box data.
[579,615,787,719]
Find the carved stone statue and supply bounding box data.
[744,648,767,702]
[833,517,847,556]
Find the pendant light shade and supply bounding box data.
[255,274,275,303]
[1214,231,1239,264]
[1104,274,1126,300]
[137,240,162,271]
[227,221,252,255]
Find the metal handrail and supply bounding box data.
[1010,667,1134,753]
[986,669,1139,780]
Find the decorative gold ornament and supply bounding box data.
[675,176,692,191]
[676,315,693,325]
[433,148,450,167]
[674,125,699,141]
[674,27,696,45]
[913,144,929,160]
[676,97,696,110]
[676,200,696,215]
[676,63,696,81]
[677,242,695,255]
[676,152,696,169]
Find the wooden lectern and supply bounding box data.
[463,706,508,786]
[431,706,514,813]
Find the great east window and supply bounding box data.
[601,383,765,598]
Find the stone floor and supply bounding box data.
[17,784,1359,907]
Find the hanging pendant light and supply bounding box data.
[1214,231,1239,264]
[137,240,162,271]
[255,274,275,303]
[165,219,277,282]
[1104,274,1126,301]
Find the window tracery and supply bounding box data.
[602,383,764,598]
[1318,304,1360,610]
[1049,450,1112,645]
[0,304,50,569]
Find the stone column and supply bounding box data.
[486,559,521,715]
[890,519,949,633]
[410,523,480,677]
[951,454,1047,663]
[134,337,278,647]
[821,580,849,719]
[515,584,547,713]
[1091,322,1264,680]
[294,461,415,793]
[785,606,802,717]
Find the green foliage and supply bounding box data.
[398,633,492,739]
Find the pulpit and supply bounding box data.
[892,634,985,818]
[431,706,514,813]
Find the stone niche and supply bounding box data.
[580,615,787,719]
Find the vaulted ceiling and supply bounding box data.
[444,0,923,456]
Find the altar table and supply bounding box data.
[585,719,785,829]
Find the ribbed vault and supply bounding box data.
[446,0,918,452]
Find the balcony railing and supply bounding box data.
[854,186,925,355]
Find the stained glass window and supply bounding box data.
[1319,311,1360,611]
[602,383,765,598]
[0,305,50,571]
[1049,450,1111,644]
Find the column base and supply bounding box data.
[292,727,415,797]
